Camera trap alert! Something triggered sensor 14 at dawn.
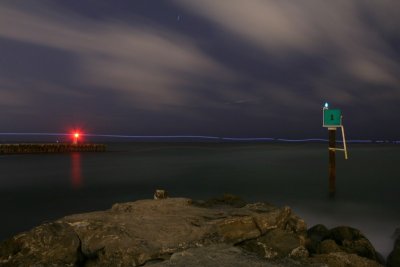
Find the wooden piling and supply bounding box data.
[328,128,336,197]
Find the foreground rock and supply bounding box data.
[0,196,383,267]
[306,224,383,264]
[0,221,81,267]
[146,244,308,267]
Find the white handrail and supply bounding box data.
[341,125,348,159]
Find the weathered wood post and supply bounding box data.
[323,103,348,197]
[328,128,336,197]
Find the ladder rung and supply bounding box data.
[328,148,345,151]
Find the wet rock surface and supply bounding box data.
[0,196,384,267]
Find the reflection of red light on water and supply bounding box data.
[71,152,83,189]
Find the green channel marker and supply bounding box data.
[323,109,342,127]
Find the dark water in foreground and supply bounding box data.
[1,143,399,257]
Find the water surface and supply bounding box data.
[1,143,399,257]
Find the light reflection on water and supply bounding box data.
[70,153,82,189]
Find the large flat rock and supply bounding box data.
[0,197,383,267]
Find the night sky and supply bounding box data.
[1,1,399,140]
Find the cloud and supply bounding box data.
[0,78,29,107]
[173,0,330,52]
[175,0,400,92]
[78,25,233,108]
[0,4,233,110]
[1,1,399,136]
[0,89,26,107]
[347,57,398,86]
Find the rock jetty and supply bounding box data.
[0,195,384,267]
[0,143,106,154]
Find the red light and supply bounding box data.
[72,131,82,144]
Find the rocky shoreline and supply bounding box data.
[0,195,398,266]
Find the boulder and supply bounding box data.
[0,221,81,267]
[0,197,305,266]
[306,224,330,254]
[329,226,380,262]
[0,196,383,267]
[306,225,382,264]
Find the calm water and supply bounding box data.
[1,143,399,257]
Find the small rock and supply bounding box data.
[289,246,309,259]
[154,189,168,199]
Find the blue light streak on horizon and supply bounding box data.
[84,134,221,140]
[0,132,387,144]
[0,132,70,136]
[276,138,328,142]
[221,137,275,141]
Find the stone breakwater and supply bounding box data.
[0,195,390,267]
[0,143,106,154]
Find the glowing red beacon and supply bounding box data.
[73,132,80,145]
